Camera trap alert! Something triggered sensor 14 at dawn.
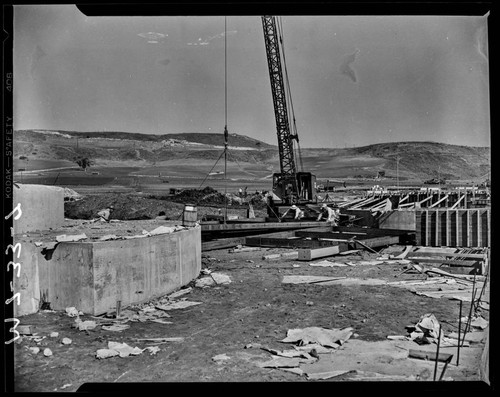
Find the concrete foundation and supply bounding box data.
[416,209,490,247]
[13,184,64,234]
[378,210,416,231]
[14,227,201,317]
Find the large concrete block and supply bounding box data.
[13,184,64,234]
[13,227,202,316]
[12,242,42,317]
[379,210,416,231]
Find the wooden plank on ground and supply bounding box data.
[409,349,453,363]
[295,231,370,240]
[245,237,339,249]
[351,235,400,249]
[298,245,340,261]
[406,251,486,259]
[333,226,414,236]
[407,257,479,267]
[226,218,267,223]
[201,221,332,232]
[202,237,246,251]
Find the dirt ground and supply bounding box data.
[12,228,490,391]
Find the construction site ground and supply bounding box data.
[13,220,490,391]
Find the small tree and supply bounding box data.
[74,156,93,172]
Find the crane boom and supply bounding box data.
[261,16,297,178]
[262,16,316,208]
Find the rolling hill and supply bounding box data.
[13,129,490,183]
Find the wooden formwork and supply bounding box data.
[416,209,490,248]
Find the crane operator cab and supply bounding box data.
[272,171,317,205]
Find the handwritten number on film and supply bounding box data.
[5,203,22,344]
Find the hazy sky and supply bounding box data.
[13,5,490,148]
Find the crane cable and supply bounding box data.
[277,17,304,173]
[223,16,229,223]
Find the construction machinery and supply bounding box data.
[262,16,317,217]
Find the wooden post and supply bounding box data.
[425,211,430,246]
[446,210,450,247]
[476,210,481,247]
[486,209,490,247]
[466,210,471,247]
[435,210,440,247]
[456,210,460,248]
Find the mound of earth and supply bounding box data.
[64,190,267,221]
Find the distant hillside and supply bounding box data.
[14,130,490,181]
[14,130,275,149]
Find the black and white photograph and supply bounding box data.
[3,3,492,391]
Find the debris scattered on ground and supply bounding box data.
[345,260,385,266]
[50,332,59,338]
[95,349,119,359]
[18,325,33,335]
[135,337,184,343]
[96,341,144,359]
[282,275,347,285]
[150,319,173,325]
[155,300,202,311]
[339,250,360,256]
[349,370,417,381]
[470,316,488,330]
[281,327,354,348]
[388,276,484,302]
[195,272,231,287]
[309,260,348,267]
[212,353,231,363]
[98,234,119,241]
[61,338,72,345]
[102,324,130,332]
[305,369,352,380]
[261,346,315,360]
[262,251,299,260]
[56,233,87,242]
[65,307,80,317]
[229,247,261,253]
[74,317,98,331]
[403,313,467,347]
[166,287,192,300]
[244,343,262,349]
[144,346,161,355]
[148,225,186,236]
[282,275,386,286]
[43,348,53,357]
[28,347,40,354]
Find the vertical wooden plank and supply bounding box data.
[477,210,482,247]
[425,210,430,246]
[456,210,460,248]
[466,210,471,247]
[415,210,422,246]
[435,210,439,247]
[446,210,450,247]
[486,209,490,247]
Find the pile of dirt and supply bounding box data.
[64,191,268,221]
[168,187,268,209]
[64,193,186,221]
[170,186,225,205]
